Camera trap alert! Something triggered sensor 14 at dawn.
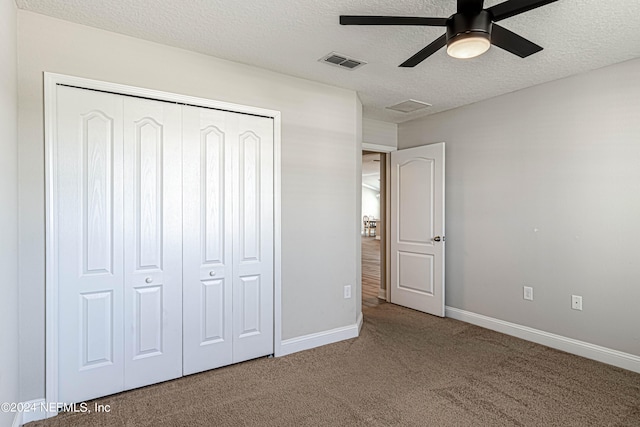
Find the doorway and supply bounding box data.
[361,151,387,308]
[360,142,445,317]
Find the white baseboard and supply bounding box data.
[377,289,387,300]
[446,306,640,374]
[12,411,22,427]
[279,317,361,357]
[11,398,48,426]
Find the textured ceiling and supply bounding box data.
[16,0,640,123]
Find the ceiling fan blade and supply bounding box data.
[491,24,543,57]
[340,16,447,26]
[399,34,447,67]
[457,0,484,14]
[487,0,558,22]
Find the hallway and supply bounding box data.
[361,236,383,308]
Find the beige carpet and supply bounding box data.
[29,303,640,426]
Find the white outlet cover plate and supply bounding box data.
[571,295,583,310]
[344,285,351,299]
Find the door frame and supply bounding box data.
[44,72,282,413]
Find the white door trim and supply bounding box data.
[362,142,396,153]
[44,72,282,415]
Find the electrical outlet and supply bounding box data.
[523,286,533,301]
[571,295,583,311]
[344,285,351,299]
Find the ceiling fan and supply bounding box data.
[339,0,558,67]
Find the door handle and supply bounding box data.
[433,236,445,242]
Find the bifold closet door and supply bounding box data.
[232,113,274,363]
[122,97,183,389]
[182,107,234,374]
[56,86,183,403]
[57,86,125,403]
[182,107,274,375]
[55,83,274,401]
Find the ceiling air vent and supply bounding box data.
[319,52,367,70]
[386,99,432,113]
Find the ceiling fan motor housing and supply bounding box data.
[446,10,493,44]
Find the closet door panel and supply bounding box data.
[182,106,233,375]
[233,115,274,362]
[123,98,183,388]
[56,86,125,403]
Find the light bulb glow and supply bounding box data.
[447,35,491,59]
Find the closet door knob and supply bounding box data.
[209,271,216,277]
[145,277,153,284]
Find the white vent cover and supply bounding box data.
[386,99,432,113]
[319,52,367,70]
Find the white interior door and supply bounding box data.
[183,109,274,372]
[122,97,183,389]
[232,114,274,363]
[390,143,445,316]
[57,86,125,403]
[182,106,234,375]
[54,82,275,403]
[57,88,184,402]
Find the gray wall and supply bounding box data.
[18,11,360,400]
[363,118,397,148]
[0,0,20,425]
[399,58,640,357]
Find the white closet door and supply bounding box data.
[55,84,275,402]
[183,109,274,370]
[122,98,183,389]
[182,106,234,375]
[57,86,125,403]
[232,114,274,362]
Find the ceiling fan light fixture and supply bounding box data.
[446,32,491,59]
[340,0,555,67]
